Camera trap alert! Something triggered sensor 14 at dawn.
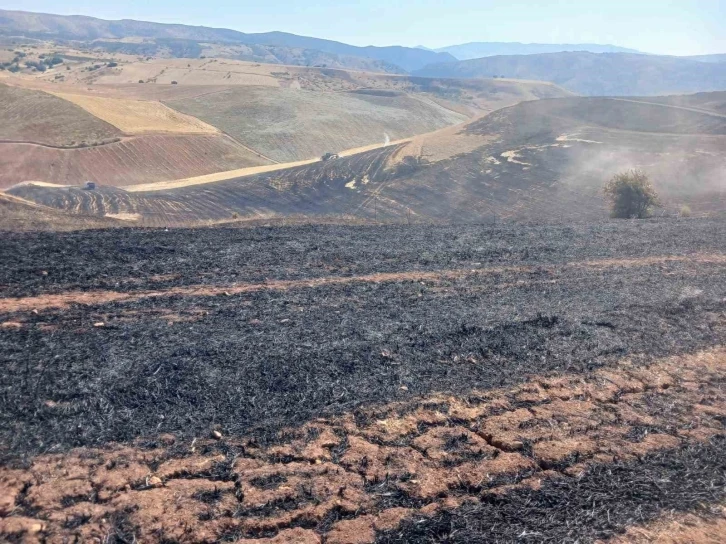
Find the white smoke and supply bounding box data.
[384,133,390,145]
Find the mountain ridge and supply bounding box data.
[436,41,642,59]
[0,9,455,72]
[414,51,726,96]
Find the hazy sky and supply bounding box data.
[5,1,725,55]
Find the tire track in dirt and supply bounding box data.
[1,253,724,314]
[1,348,724,543]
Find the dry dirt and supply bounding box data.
[0,219,724,541]
[1,348,724,543]
[603,505,726,543]
[0,134,271,190]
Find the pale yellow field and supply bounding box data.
[125,158,319,192]
[389,117,494,166]
[88,58,286,87]
[49,92,219,134]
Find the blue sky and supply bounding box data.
[5,1,725,55]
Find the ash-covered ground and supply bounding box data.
[1,219,724,543]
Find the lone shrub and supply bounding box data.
[603,170,660,219]
[680,205,692,217]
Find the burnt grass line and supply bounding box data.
[1,220,725,460]
[377,435,726,543]
[0,219,724,298]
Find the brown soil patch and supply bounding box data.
[2,348,724,543]
[602,504,726,543]
[1,253,723,314]
[0,134,269,190]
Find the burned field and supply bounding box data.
[1,219,725,542]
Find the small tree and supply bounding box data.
[603,169,660,219]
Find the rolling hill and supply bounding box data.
[0,8,454,72]
[436,42,642,60]
[10,93,725,226]
[414,52,726,96]
[0,83,121,146]
[0,192,123,231]
[0,70,569,188]
[163,87,468,163]
[636,90,726,114]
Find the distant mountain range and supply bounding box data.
[1,8,724,91]
[0,9,454,72]
[686,54,726,64]
[435,42,642,59]
[414,52,726,96]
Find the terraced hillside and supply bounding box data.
[1,220,724,542]
[11,95,726,225]
[164,87,467,163]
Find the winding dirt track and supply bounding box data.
[2,348,724,543]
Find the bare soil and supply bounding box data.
[0,134,269,190]
[1,350,724,542]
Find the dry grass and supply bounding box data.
[165,86,467,162]
[49,92,219,134]
[0,82,120,146]
[388,116,493,166]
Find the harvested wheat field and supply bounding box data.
[0,83,121,147]
[164,86,469,162]
[1,219,725,542]
[0,134,270,190]
[49,92,220,134]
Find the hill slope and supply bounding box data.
[10,95,726,226]
[0,9,454,72]
[0,72,569,187]
[164,87,468,163]
[0,83,121,146]
[437,42,641,60]
[634,91,726,115]
[414,52,726,96]
[0,192,123,231]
